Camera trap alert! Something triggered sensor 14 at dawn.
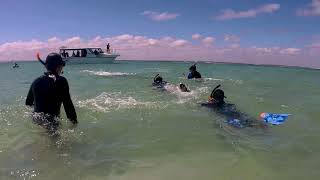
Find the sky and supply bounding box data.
[0,0,320,68]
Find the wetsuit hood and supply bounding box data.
[45,53,65,71]
[189,64,196,71]
[210,85,226,104]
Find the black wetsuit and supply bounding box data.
[188,71,202,79]
[26,73,77,125]
[202,102,258,128]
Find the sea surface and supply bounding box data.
[0,60,319,180]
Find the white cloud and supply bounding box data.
[192,34,202,40]
[115,34,133,41]
[215,3,280,20]
[224,34,240,42]
[141,11,179,21]
[170,39,189,47]
[297,0,320,16]
[1,35,319,69]
[229,44,240,48]
[202,36,215,46]
[279,48,301,55]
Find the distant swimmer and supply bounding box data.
[179,83,190,92]
[201,85,266,128]
[26,53,77,134]
[13,62,19,68]
[152,74,167,88]
[187,64,202,79]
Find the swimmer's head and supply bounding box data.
[45,53,65,74]
[211,89,225,102]
[210,85,226,104]
[154,74,163,83]
[189,64,196,72]
[179,83,188,92]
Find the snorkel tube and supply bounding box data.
[36,52,64,75]
[36,52,46,66]
[208,84,221,102]
[210,84,221,97]
[153,74,160,82]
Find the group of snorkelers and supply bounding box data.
[153,63,201,92]
[153,64,267,128]
[26,53,266,136]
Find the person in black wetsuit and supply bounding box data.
[152,74,167,86]
[13,62,19,68]
[107,43,110,53]
[152,74,167,88]
[187,64,202,79]
[26,53,77,133]
[201,85,266,128]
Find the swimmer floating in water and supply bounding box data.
[152,74,167,88]
[187,64,202,79]
[179,83,190,92]
[201,85,266,128]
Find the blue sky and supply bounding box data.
[1,0,319,46]
[1,0,320,68]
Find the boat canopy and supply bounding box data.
[60,48,102,51]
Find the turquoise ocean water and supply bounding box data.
[0,60,320,179]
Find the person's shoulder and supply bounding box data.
[32,74,47,83]
[56,75,68,83]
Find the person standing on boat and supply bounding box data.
[26,53,77,133]
[107,43,110,54]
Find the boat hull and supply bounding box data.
[63,56,118,64]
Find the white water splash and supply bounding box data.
[77,92,155,112]
[81,70,134,77]
[163,84,208,104]
[204,78,224,81]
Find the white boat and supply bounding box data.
[59,47,120,64]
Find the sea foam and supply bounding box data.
[81,70,134,77]
[77,92,155,112]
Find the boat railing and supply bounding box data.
[105,49,118,55]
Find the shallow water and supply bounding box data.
[0,61,319,179]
